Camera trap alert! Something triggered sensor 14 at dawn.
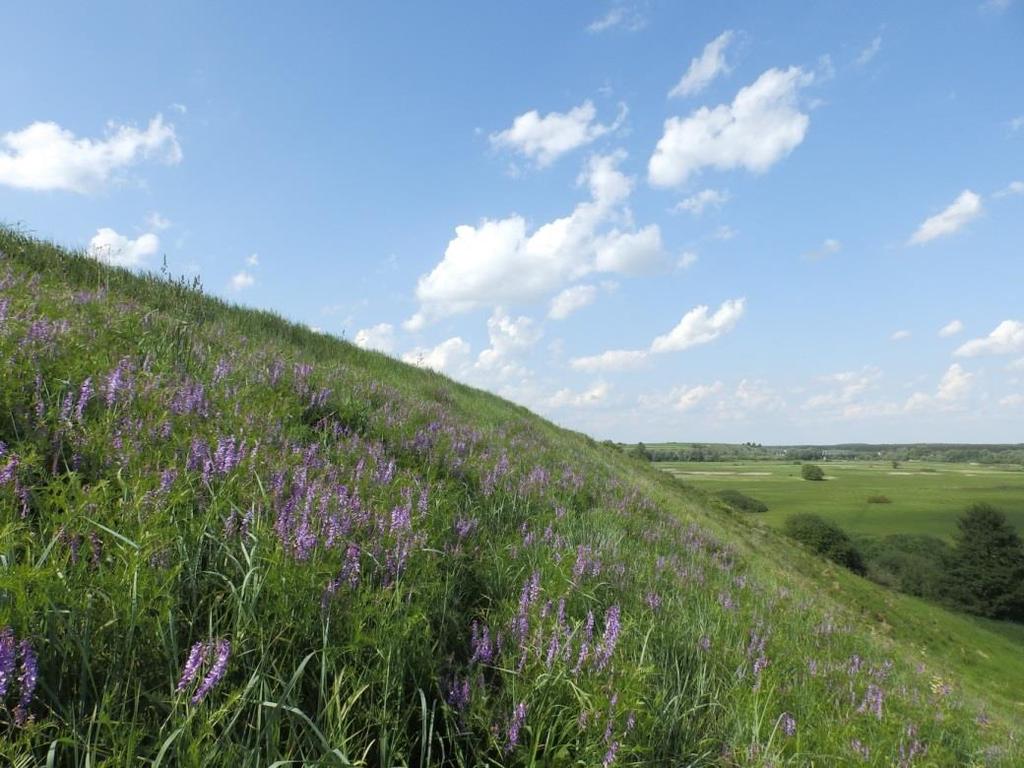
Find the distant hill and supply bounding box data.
[0,226,1021,765]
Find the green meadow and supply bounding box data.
[657,459,1024,539]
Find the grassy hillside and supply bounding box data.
[657,460,1024,539]
[0,226,1021,766]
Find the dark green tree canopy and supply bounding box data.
[945,504,1024,622]
[800,463,825,481]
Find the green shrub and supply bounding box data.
[715,489,769,513]
[859,534,952,599]
[944,503,1024,621]
[801,463,825,481]
[866,494,891,504]
[783,514,866,574]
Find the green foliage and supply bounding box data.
[945,504,1024,621]
[715,489,769,513]
[866,494,892,503]
[800,463,825,481]
[783,514,866,574]
[859,534,953,600]
[0,227,1020,765]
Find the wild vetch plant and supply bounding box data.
[0,227,1020,765]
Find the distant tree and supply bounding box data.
[801,463,825,481]
[944,504,1024,622]
[783,513,866,574]
[627,442,652,462]
[715,489,768,514]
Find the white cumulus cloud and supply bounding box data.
[476,309,543,375]
[649,66,813,187]
[855,35,883,67]
[0,115,181,193]
[891,329,912,341]
[228,270,255,291]
[674,188,730,215]
[87,228,160,268]
[354,323,396,353]
[548,284,598,319]
[905,364,973,410]
[908,190,982,245]
[402,337,472,374]
[939,319,964,337]
[570,349,648,372]
[955,320,1024,357]
[650,298,745,353]
[490,101,625,168]
[669,31,735,98]
[587,6,646,33]
[546,381,610,408]
[408,152,663,325]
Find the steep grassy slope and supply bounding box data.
[0,227,1021,766]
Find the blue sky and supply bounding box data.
[2,1,1022,443]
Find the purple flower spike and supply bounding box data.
[505,701,527,752]
[176,640,209,693]
[14,639,38,727]
[191,639,231,704]
[0,626,16,699]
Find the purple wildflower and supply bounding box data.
[779,712,797,737]
[75,377,93,421]
[176,641,209,692]
[14,639,38,726]
[0,627,15,699]
[505,701,527,752]
[191,639,231,705]
[857,683,885,720]
[595,605,621,671]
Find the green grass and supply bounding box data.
[658,459,1024,539]
[0,226,1022,766]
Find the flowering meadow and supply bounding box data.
[0,227,1020,765]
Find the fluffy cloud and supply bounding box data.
[676,251,699,270]
[354,323,396,353]
[476,309,543,373]
[87,228,160,268]
[575,298,745,373]
[855,35,882,67]
[939,319,964,337]
[955,320,1024,357]
[145,211,171,231]
[548,284,598,319]
[593,225,665,274]
[408,152,663,325]
[994,180,1024,198]
[905,364,973,410]
[891,329,911,341]
[670,382,723,411]
[908,190,982,245]
[1001,394,1024,408]
[0,115,181,193]
[570,349,648,372]
[804,367,882,410]
[490,101,625,168]
[546,381,610,408]
[228,271,255,291]
[587,6,646,33]
[649,66,813,187]
[650,298,745,353]
[402,337,472,373]
[669,31,734,98]
[674,188,730,215]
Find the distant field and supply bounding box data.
[658,459,1024,539]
